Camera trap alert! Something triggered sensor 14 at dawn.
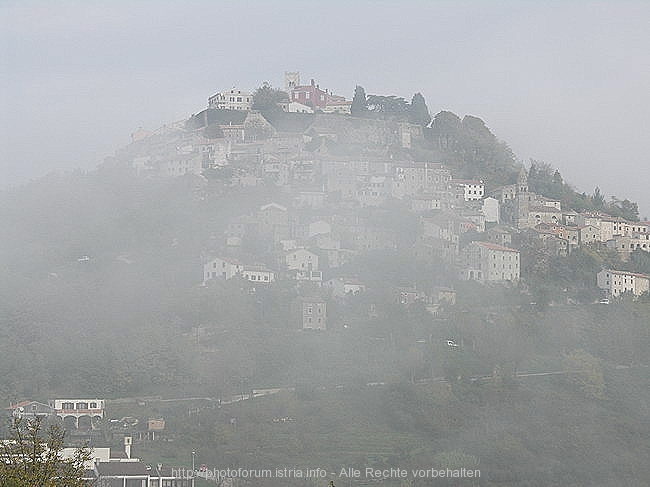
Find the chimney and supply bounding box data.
[124,436,132,459]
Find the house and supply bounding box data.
[289,77,347,110]
[279,100,314,113]
[257,202,290,247]
[486,226,514,247]
[208,87,252,111]
[482,196,500,223]
[357,175,391,207]
[460,241,520,283]
[90,461,194,487]
[563,210,578,226]
[410,194,442,212]
[308,233,353,269]
[607,233,650,257]
[325,277,366,298]
[597,269,650,298]
[526,205,562,228]
[321,99,352,114]
[162,153,204,177]
[578,224,601,245]
[7,400,55,420]
[280,248,320,282]
[203,257,275,284]
[49,399,105,429]
[292,296,327,330]
[451,179,485,201]
[392,162,452,199]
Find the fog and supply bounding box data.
[1,1,649,216]
[2,2,650,486]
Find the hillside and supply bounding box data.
[1,104,649,486]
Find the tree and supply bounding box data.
[366,94,409,119]
[592,186,605,209]
[251,82,288,113]
[0,417,91,487]
[408,92,431,126]
[608,196,639,221]
[564,349,606,399]
[351,85,368,117]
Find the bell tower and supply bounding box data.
[517,166,528,194]
[285,72,300,93]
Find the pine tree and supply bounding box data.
[351,85,368,117]
[408,92,431,126]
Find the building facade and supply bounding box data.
[597,269,650,297]
[460,241,520,283]
[208,88,252,111]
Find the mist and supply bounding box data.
[2,2,650,486]
[1,1,649,216]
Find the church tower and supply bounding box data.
[285,72,300,93]
[517,166,529,194]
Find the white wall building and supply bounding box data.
[452,179,485,201]
[208,87,252,110]
[203,257,275,284]
[597,269,650,297]
[482,196,500,223]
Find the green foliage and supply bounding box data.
[0,417,91,487]
[607,196,639,221]
[425,111,518,187]
[529,163,640,220]
[351,85,368,117]
[366,94,409,119]
[252,82,288,113]
[564,349,606,399]
[407,93,431,126]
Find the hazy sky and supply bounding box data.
[1,1,649,217]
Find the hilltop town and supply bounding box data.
[112,71,650,312]
[3,72,650,486]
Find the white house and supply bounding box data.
[208,87,252,110]
[203,257,275,284]
[482,197,500,223]
[451,179,485,201]
[597,269,650,297]
[49,399,105,428]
